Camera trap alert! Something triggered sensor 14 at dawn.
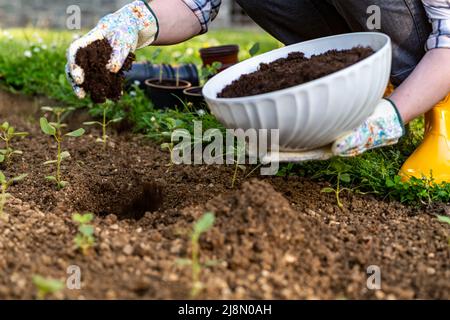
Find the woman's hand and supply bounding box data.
[66,0,159,99]
[332,99,405,156]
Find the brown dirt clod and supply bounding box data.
[75,39,135,103]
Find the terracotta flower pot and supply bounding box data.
[199,45,240,72]
[144,78,191,109]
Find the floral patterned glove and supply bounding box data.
[332,99,405,157]
[66,0,159,98]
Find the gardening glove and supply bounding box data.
[66,0,159,99]
[332,98,405,157]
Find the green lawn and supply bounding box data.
[1,28,449,205]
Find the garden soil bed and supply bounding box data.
[0,90,449,299]
[219,47,374,98]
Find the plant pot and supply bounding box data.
[183,86,206,110]
[199,45,240,72]
[125,62,199,89]
[144,78,192,109]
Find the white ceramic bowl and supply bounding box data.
[203,32,392,151]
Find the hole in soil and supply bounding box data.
[76,179,165,220]
[120,182,164,220]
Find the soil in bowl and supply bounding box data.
[218,46,374,98]
[144,78,192,109]
[75,39,135,103]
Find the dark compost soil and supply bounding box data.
[75,39,135,103]
[218,47,374,98]
[0,90,449,300]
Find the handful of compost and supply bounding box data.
[66,0,159,103]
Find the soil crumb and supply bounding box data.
[218,46,374,98]
[75,39,135,103]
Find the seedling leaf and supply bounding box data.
[82,121,101,126]
[321,187,335,193]
[60,151,71,160]
[73,213,94,224]
[109,117,123,124]
[79,224,94,237]
[194,212,215,235]
[176,258,192,266]
[32,275,64,299]
[40,117,56,136]
[11,174,27,183]
[58,181,69,188]
[437,215,450,225]
[65,128,85,137]
[14,132,28,137]
[41,106,54,112]
[340,173,351,183]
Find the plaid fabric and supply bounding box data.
[181,0,221,33]
[422,0,450,49]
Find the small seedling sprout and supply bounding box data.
[83,101,122,149]
[40,106,85,190]
[150,48,163,83]
[0,171,27,221]
[177,212,216,298]
[321,159,353,208]
[0,121,28,166]
[172,50,191,87]
[72,212,96,255]
[32,275,64,300]
[221,139,246,188]
[200,61,222,85]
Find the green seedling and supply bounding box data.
[32,275,64,300]
[72,212,96,255]
[83,101,122,149]
[177,212,216,298]
[0,121,28,166]
[172,49,193,87]
[320,159,353,208]
[249,42,261,57]
[150,48,164,83]
[200,61,222,85]
[0,171,27,221]
[230,143,247,189]
[40,106,85,190]
[437,215,450,246]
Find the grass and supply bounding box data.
[1,28,450,205]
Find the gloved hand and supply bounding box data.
[66,0,159,99]
[332,98,405,157]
